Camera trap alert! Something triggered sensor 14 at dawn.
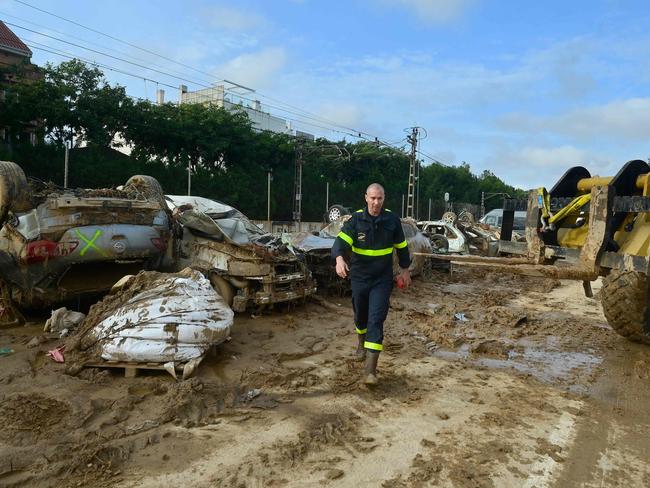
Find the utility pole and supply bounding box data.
[267,170,272,231]
[293,145,303,227]
[63,141,70,188]
[405,127,418,219]
[428,198,432,220]
[481,191,485,218]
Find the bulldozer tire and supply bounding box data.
[0,161,32,225]
[600,269,650,344]
[124,175,165,202]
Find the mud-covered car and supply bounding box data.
[0,162,170,322]
[286,215,432,293]
[418,220,469,254]
[165,195,316,312]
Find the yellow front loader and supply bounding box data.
[423,159,650,344]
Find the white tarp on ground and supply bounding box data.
[91,269,233,364]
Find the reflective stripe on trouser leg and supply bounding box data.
[351,280,370,338]
[363,278,393,351]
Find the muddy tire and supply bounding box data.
[124,175,165,202]
[600,269,650,344]
[458,211,475,226]
[0,161,32,225]
[441,211,457,226]
[328,204,349,223]
[209,274,235,308]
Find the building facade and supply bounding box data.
[179,84,314,140]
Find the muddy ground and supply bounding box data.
[1,267,649,487]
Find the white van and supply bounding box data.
[479,209,527,230]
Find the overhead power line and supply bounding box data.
[0,10,215,86]
[9,0,429,154]
[9,1,385,143]
[13,0,216,81]
[6,22,207,88]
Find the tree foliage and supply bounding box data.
[0,59,524,221]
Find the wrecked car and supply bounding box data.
[0,162,170,322]
[418,220,469,254]
[286,215,432,293]
[165,195,316,312]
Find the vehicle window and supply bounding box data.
[513,217,526,230]
[445,227,457,239]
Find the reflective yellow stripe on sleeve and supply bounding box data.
[355,326,367,334]
[364,341,383,351]
[351,246,393,256]
[394,240,408,249]
[338,231,353,246]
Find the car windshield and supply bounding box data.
[167,195,265,244]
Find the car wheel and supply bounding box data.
[0,161,32,226]
[441,211,457,226]
[458,211,475,226]
[124,175,165,203]
[328,204,349,223]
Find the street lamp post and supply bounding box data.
[325,181,329,215]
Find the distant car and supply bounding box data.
[165,195,316,312]
[479,209,527,231]
[0,162,170,321]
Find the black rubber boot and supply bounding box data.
[355,334,366,361]
[363,351,380,386]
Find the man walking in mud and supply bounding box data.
[332,183,411,385]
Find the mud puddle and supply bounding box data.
[429,338,602,394]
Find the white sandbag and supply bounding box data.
[101,339,207,363]
[90,270,233,363]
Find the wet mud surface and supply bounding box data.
[1,267,649,487]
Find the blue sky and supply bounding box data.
[2,0,650,189]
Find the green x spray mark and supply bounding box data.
[74,229,108,257]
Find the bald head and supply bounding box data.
[366,183,385,195]
[365,183,385,216]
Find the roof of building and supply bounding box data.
[0,20,32,58]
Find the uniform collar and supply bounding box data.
[361,206,388,221]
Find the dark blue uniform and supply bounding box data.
[331,208,411,351]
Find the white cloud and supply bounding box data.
[316,102,364,128]
[218,47,287,88]
[498,98,650,142]
[203,5,267,31]
[482,143,616,189]
[377,0,476,24]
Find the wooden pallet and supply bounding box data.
[84,360,184,378]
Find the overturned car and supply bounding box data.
[0,162,170,323]
[165,195,316,312]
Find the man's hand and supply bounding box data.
[399,268,412,288]
[335,256,349,278]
